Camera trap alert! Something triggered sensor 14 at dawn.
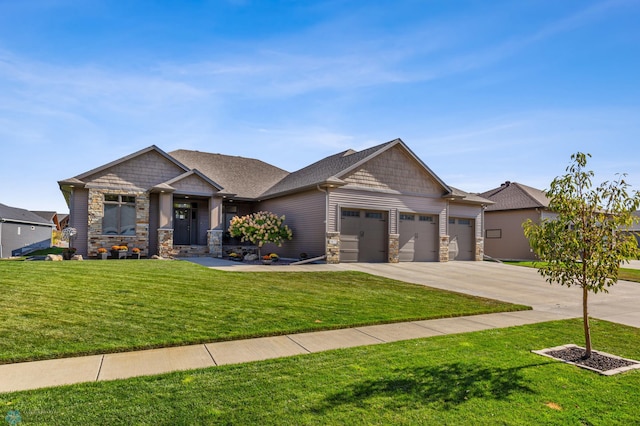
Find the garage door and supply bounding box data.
[449,217,475,260]
[399,213,438,262]
[340,209,388,262]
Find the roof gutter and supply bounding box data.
[0,218,55,227]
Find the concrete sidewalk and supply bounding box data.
[0,309,571,393]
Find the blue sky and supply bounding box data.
[1,0,639,213]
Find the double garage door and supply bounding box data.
[340,208,474,262]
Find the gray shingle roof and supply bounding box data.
[169,150,289,199]
[449,187,494,205]
[259,140,401,198]
[479,181,549,211]
[0,203,54,225]
[31,211,57,223]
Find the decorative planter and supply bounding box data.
[111,250,128,259]
[131,253,141,259]
[99,253,108,260]
[261,259,273,265]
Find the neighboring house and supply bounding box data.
[0,203,55,258]
[628,211,640,246]
[479,181,552,261]
[57,213,69,230]
[58,139,492,262]
[32,211,68,231]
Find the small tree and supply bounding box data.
[523,152,640,357]
[228,211,293,257]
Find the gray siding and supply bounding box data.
[196,201,210,245]
[258,190,326,259]
[70,188,89,256]
[328,189,447,235]
[1,222,52,257]
[149,193,159,256]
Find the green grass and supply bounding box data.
[2,319,638,425]
[0,260,527,364]
[506,261,640,283]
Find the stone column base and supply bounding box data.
[326,232,340,264]
[475,237,484,261]
[388,233,399,263]
[158,228,174,258]
[439,235,450,262]
[207,229,223,258]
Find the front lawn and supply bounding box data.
[2,319,638,424]
[0,261,527,364]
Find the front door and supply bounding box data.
[174,202,198,245]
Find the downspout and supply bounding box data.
[0,220,3,258]
[481,204,487,260]
[317,185,329,254]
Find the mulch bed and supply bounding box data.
[533,344,640,375]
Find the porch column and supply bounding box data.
[159,192,173,229]
[209,197,223,230]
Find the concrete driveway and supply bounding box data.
[331,261,640,329]
[198,258,640,329]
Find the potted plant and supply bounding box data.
[229,252,242,262]
[111,245,128,259]
[131,247,141,259]
[269,253,279,263]
[261,254,273,265]
[97,247,108,260]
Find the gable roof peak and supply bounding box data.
[480,181,549,211]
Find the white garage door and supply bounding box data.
[399,213,438,262]
[449,217,475,260]
[340,209,388,262]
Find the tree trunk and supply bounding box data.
[583,285,592,358]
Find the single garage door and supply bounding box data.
[340,208,388,262]
[399,213,438,261]
[449,217,475,260]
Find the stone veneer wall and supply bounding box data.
[475,237,484,261]
[326,232,340,264]
[207,229,223,258]
[158,229,175,258]
[388,233,399,263]
[87,189,150,258]
[439,235,450,262]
